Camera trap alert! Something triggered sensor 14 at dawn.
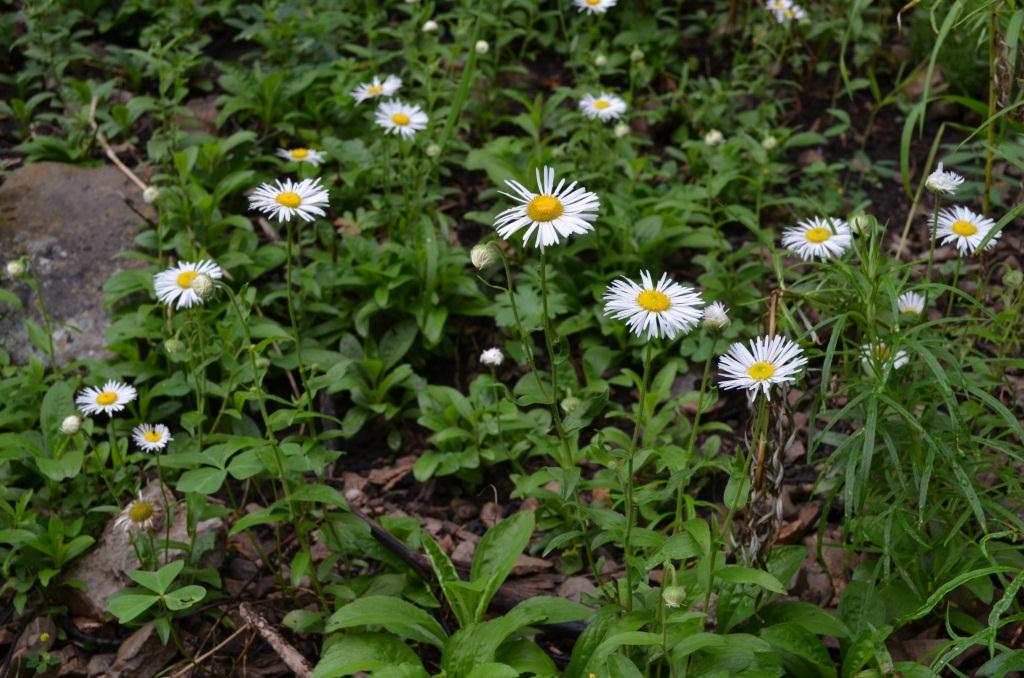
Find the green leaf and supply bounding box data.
[761,623,836,677]
[128,559,184,594]
[758,602,849,638]
[470,511,535,622]
[466,664,518,678]
[716,565,786,594]
[422,532,474,628]
[311,633,422,678]
[324,595,447,648]
[289,483,349,509]
[35,449,83,481]
[107,591,160,623]
[164,584,207,611]
[175,467,227,495]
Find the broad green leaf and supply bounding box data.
[164,585,207,611]
[325,595,447,648]
[422,532,473,628]
[716,565,786,594]
[107,591,159,623]
[311,633,421,678]
[470,511,535,622]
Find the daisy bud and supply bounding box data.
[470,242,499,269]
[480,347,504,367]
[925,162,964,195]
[475,40,489,55]
[560,395,581,414]
[594,54,607,67]
[662,585,686,608]
[6,259,26,278]
[630,47,644,63]
[61,415,82,435]
[704,129,724,147]
[142,186,161,204]
[164,338,186,355]
[422,19,438,32]
[761,135,778,150]
[1003,269,1023,289]
[614,122,630,138]
[191,273,215,300]
[425,143,442,158]
[255,356,271,371]
[702,301,730,330]
[849,213,871,234]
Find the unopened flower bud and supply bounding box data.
[1003,269,1023,289]
[849,213,871,234]
[761,135,778,150]
[143,186,161,204]
[702,302,730,330]
[594,54,607,67]
[662,585,686,608]
[192,273,215,300]
[61,415,82,435]
[630,47,644,63]
[614,122,630,138]
[164,338,186,355]
[255,356,271,371]
[475,40,489,55]
[470,242,498,269]
[422,19,438,32]
[704,129,724,147]
[560,396,582,414]
[6,259,26,278]
[425,143,441,158]
[480,347,504,367]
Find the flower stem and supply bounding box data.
[674,337,717,531]
[284,220,315,419]
[623,342,653,612]
[538,249,572,468]
[924,196,941,306]
[946,256,962,317]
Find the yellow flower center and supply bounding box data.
[275,191,302,208]
[772,1,785,7]
[783,8,794,16]
[586,0,600,5]
[636,289,671,313]
[128,500,154,523]
[526,195,564,222]
[804,227,831,243]
[594,100,610,110]
[367,84,383,96]
[290,148,309,159]
[951,219,977,236]
[144,430,162,443]
[96,391,118,406]
[900,305,919,314]
[872,345,891,360]
[391,112,410,126]
[176,270,197,289]
[747,361,775,380]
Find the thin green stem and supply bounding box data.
[924,196,941,306]
[284,220,315,418]
[538,249,572,468]
[946,256,962,317]
[623,342,653,612]
[674,337,717,531]
[155,453,173,564]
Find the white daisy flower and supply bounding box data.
[897,291,925,315]
[249,177,330,223]
[574,0,617,14]
[767,0,806,21]
[132,423,173,453]
[351,74,402,104]
[861,342,910,373]
[603,270,704,341]
[154,260,223,309]
[375,100,428,140]
[703,301,730,329]
[480,348,504,367]
[114,493,157,534]
[718,335,807,400]
[933,205,999,256]
[704,129,725,147]
[781,216,852,261]
[925,162,964,195]
[494,166,600,248]
[579,93,627,123]
[76,380,137,417]
[276,148,326,166]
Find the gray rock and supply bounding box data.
[63,482,226,621]
[0,162,152,365]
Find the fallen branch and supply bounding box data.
[87,96,148,193]
[238,603,312,678]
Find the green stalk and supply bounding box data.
[538,249,572,468]
[284,220,315,418]
[924,195,941,306]
[623,342,654,612]
[674,337,717,531]
[983,3,998,217]
[154,453,172,564]
[437,19,481,155]
[946,256,963,317]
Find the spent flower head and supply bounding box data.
[115,493,157,534]
[925,162,964,195]
[703,301,730,330]
[480,347,504,367]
